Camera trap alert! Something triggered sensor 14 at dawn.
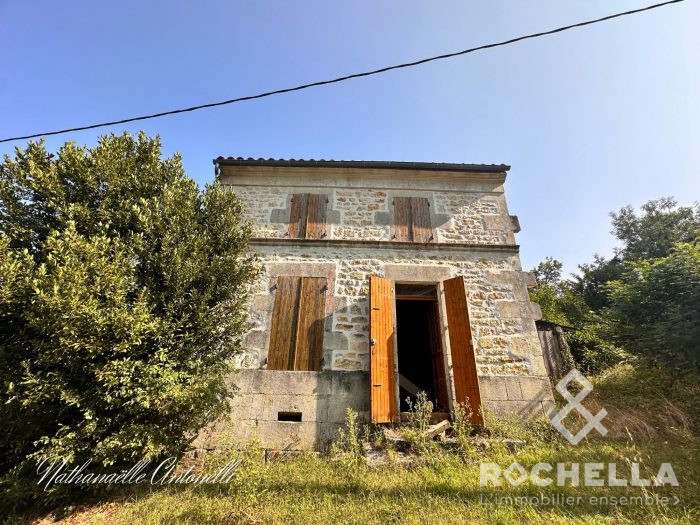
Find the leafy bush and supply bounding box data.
[605,237,700,366]
[566,323,628,374]
[0,133,259,510]
[529,258,627,374]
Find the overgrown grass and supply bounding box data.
[18,438,698,525]
[589,361,700,438]
[10,362,699,525]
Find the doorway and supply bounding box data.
[395,284,449,413]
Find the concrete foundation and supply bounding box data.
[196,369,369,451]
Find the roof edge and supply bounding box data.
[213,157,510,173]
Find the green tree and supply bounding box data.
[529,257,568,326]
[571,255,625,311]
[611,197,700,261]
[572,198,699,312]
[530,198,699,373]
[0,133,258,508]
[529,258,626,373]
[530,257,588,327]
[606,237,700,365]
[532,256,563,287]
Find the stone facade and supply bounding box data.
[208,159,554,451]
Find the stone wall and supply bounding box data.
[204,164,555,450]
[219,168,518,245]
[241,244,544,378]
[231,186,288,238]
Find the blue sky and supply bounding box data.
[1,1,698,275]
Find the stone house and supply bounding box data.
[211,157,554,451]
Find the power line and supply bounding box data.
[0,0,686,144]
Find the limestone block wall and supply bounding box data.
[332,188,390,240]
[218,169,518,245]
[240,244,545,378]
[231,186,288,238]
[208,164,556,446]
[432,192,513,244]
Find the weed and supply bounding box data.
[399,391,437,454]
[451,402,475,457]
[330,408,365,468]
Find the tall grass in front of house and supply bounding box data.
[21,434,698,525]
[11,362,700,525]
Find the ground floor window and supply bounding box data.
[267,275,326,371]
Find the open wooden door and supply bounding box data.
[369,275,397,423]
[443,276,484,425]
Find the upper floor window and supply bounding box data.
[289,193,328,239]
[392,197,432,242]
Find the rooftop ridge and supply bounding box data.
[214,157,510,173]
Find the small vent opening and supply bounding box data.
[277,411,302,422]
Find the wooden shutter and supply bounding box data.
[306,194,328,239]
[369,275,397,423]
[267,276,301,370]
[443,276,483,425]
[267,276,326,371]
[289,193,328,239]
[288,194,309,239]
[393,197,412,241]
[293,277,326,370]
[411,197,432,243]
[393,197,432,242]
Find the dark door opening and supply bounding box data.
[395,284,449,412]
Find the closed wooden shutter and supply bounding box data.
[369,275,397,423]
[306,194,328,239]
[411,197,432,243]
[288,194,309,239]
[293,277,326,370]
[267,276,301,370]
[393,197,432,242]
[288,193,328,239]
[267,276,326,371]
[393,197,412,241]
[443,276,483,425]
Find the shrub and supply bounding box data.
[0,133,259,510]
[566,324,628,374]
[605,237,700,366]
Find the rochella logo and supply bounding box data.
[479,368,679,490]
[550,368,607,445]
[479,461,679,487]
